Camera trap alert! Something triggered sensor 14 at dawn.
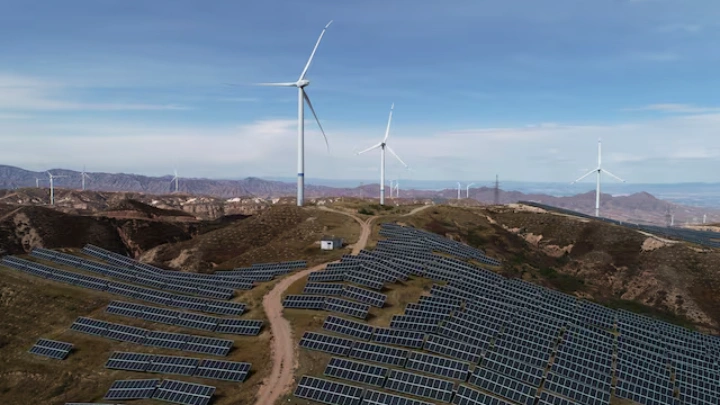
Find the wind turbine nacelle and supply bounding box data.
[296,79,310,88]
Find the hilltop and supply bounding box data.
[2,164,719,226]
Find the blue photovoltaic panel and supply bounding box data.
[104,379,159,400]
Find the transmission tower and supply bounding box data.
[493,174,500,205]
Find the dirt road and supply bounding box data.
[253,209,375,405]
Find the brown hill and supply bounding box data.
[390,205,720,332]
[142,206,360,272]
[0,205,192,257]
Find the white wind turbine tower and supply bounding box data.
[47,171,67,206]
[571,139,626,217]
[170,169,179,193]
[466,183,475,198]
[35,177,44,188]
[257,21,332,207]
[80,166,92,191]
[357,103,408,205]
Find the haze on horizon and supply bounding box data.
[1,0,719,184]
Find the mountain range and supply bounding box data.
[1,164,718,226]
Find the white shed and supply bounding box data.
[320,236,343,250]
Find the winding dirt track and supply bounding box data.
[253,209,375,405]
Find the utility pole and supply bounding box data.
[493,174,500,205]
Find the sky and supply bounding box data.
[1,0,720,185]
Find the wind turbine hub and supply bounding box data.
[297,79,310,88]
[381,143,386,148]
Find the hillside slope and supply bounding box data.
[142,206,361,272]
[389,205,720,333]
[0,205,192,257]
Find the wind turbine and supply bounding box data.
[257,20,332,207]
[80,166,92,191]
[466,183,475,198]
[457,182,462,200]
[47,171,67,205]
[170,169,179,193]
[357,103,408,205]
[571,139,626,217]
[35,177,44,188]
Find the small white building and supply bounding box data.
[320,236,344,250]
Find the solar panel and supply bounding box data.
[422,334,483,364]
[294,375,364,405]
[324,297,370,319]
[384,369,454,402]
[452,384,515,405]
[105,352,154,372]
[371,328,425,349]
[143,331,190,350]
[299,332,355,356]
[391,314,442,334]
[324,357,388,387]
[537,391,578,405]
[70,317,110,336]
[104,379,159,400]
[194,359,251,382]
[105,324,148,344]
[146,354,200,376]
[481,351,544,387]
[323,315,374,340]
[349,341,409,367]
[304,282,344,296]
[467,367,537,405]
[184,335,234,357]
[405,351,470,380]
[543,372,611,405]
[28,338,73,360]
[344,272,385,291]
[214,319,263,335]
[283,294,326,309]
[362,389,435,405]
[152,379,216,405]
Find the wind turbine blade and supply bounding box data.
[299,20,333,81]
[571,169,596,184]
[255,82,297,87]
[601,168,626,182]
[303,91,330,152]
[357,143,382,155]
[383,103,394,143]
[386,145,408,167]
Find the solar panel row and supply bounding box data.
[70,317,234,356]
[104,351,251,382]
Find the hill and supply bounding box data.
[3,164,719,226]
[387,205,720,333]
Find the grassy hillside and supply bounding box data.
[142,206,360,272]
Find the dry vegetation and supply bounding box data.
[142,206,360,273]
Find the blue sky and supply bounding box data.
[1,0,720,185]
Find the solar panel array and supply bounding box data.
[70,317,234,356]
[32,247,235,299]
[1,255,247,316]
[519,201,720,248]
[105,300,262,335]
[291,223,720,405]
[103,378,215,405]
[28,338,73,360]
[105,351,251,382]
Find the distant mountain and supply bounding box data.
[1,164,718,226]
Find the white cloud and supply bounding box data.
[2,107,720,183]
[625,104,720,114]
[0,73,190,111]
[657,23,703,33]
